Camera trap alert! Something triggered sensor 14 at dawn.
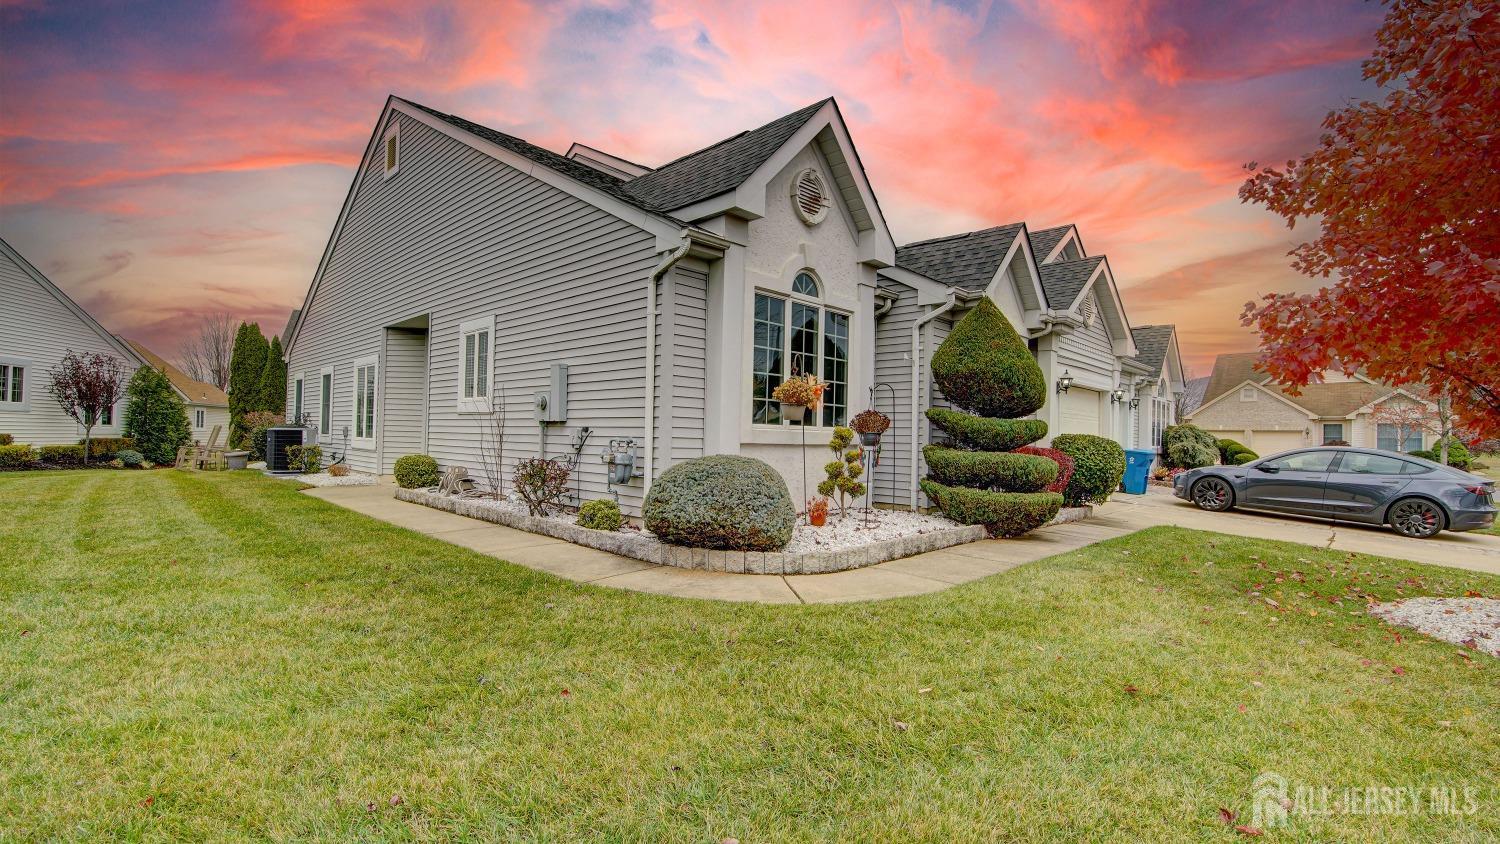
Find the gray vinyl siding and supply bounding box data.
[285,111,659,512]
[872,281,917,507]
[668,265,708,464]
[0,245,135,445]
[380,328,427,473]
[1057,296,1115,383]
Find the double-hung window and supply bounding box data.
[750,272,849,427]
[1322,423,1344,444]
[319,368,333,436]
[195,409,205,428]
[458,316,493,412]
[1376,423,1422,452]
[0,360,26,409]
[293,374,304,423]
[352,355,377,448]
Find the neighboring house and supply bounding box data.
[0,237,140,446]
[122,339,230,444]
[284,96,1180,513]
[1185,352,1438,454]
[1179,375,1211,415]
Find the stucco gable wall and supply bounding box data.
[1188,388,1309,432]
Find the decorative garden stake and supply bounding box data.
[851,409,890,527]
[773,374,825,521]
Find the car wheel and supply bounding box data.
[1191,477,1234,512]
[1388,497,1445,539]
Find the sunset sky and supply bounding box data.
[0,0,1386,375]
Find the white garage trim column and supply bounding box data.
[1035,333,1063,444]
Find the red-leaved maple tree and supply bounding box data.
[1240,0,1499,437]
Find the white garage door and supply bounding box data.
[1059,388,1103,436]
[1248,430,1306,456]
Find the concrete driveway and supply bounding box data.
[1101,487,1500,576]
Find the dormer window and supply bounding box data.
[790,168,830,226]
[383,121,400,179]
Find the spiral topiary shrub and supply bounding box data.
[920,481,1062,538]
[393,454,440,489]
[1014,445,1076,494]
[929,298,1046,418]
[577,498,624,532]
[1163,424,1218,469]
[644,455,794,551]
[925,409,1048,453]
[1052,434,1126,506]
[922,446,1057,492]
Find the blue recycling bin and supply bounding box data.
[1122,448,1155,495]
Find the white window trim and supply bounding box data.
[195,408,205,428]
[293,372,305,423]
[457,315,495,413]
[0,356,31,411]
[383,121,400,180]
[318,366,334,436]
[351,354,378,450]
[750,277,851,430]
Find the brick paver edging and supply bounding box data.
[395,487,994,575]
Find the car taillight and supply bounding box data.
[1462,484,1493,496]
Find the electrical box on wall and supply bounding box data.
[534,363,569,423]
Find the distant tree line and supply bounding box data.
[228,322,287,445]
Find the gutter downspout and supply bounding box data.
[643,238,692,492]
[909,292,959,511]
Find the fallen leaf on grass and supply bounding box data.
[560,688,572,698]
[389,795,403,807]
[1235,824,1264,836]
[140,796,155,808]
[1124,684,1140,696]
[1360,659,1373,667]
[917,687,933,694]
[893,720,909,732]
[1237,704,1248,714]
[1218,807,1238,825]
[1464,590,1482,598]
[1391,666,1406,676]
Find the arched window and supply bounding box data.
[750,270,849,427]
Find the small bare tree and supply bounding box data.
[177,312,235,390]
[1372,396,1437,454]
[474,384,507,498]
[48,351,126,465]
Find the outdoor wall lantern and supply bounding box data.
[1056,370,1074,394]
[1128,396,1141,409]
[1110,388,1128,404]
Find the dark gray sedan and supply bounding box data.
[1173,447,1496,538]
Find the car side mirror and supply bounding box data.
[1256,465,1279,474]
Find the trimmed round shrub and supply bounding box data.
[577,498,624,532]
[1232,452,1257,465]
[926,409,1048,452]
[1163,424,1218,469]
[40,444,86,466]
[929,298,1046,418]
[922,445,1058,492]
[0,443,38,469]
[1014,445,1075,494]
[919,480,1062,538]
[644,455,794,551]
[117,449,145,467]
[1052,434,1126,506]
[393,454,440,489]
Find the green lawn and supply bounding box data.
[3,471,1497,841]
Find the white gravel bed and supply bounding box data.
[783,509,961,553]
[430,493,960,553]
[1368,597,1500,657]
[291,470,378,487]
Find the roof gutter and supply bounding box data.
[909,291,960,511]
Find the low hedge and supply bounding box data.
[393,454,440,489]
[1052,434,1126,506]
[1410,438,1472,470]
[0,443,37,469]
[81,436,134,461]
[0,433,12,445]
[1232,452,1257,465]
[644,455,794,551]
[1163,424,1217,469]
[925,408,1048,452]
[922,445,1058,492]
[1014,445,1076,494]
[39,444,86,466]
[1216,438,1257,464]
[577,498,624,531]
[920,480,1062,538]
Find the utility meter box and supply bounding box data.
[534,363,569,423]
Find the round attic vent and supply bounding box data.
[791,168,831,226]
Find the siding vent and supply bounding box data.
[791,168,830,226]
[383,121,400,179]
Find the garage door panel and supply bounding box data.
[1249,431,1306,455]
[1059,388,1103,436]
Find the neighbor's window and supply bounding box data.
[319,369,333,435]
[383,121,400,178]
[750,272,848,427]
[0,363,23,405]
[1322,423,1344,444]
[353,356,377,446]
[86,404,113,427]
[1239,387,1257,402]
[458,316,493,412]
[1376,423,1422,452]
[195,409,205,428]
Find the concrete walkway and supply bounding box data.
[302,483,1500,604]
[302,482,1136,603]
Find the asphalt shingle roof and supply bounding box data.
[1037,255,1104,309]
[125,339,228,406]
[1027,225,1072,260]
[623,99,830,211]
[894,224,1025,291]
[1199,352,1395,418]
[1128,324,1174,375]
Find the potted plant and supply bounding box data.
[807,496,830,527]
[851,409,891,446]
[772,374,825,424]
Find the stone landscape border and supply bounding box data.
[397,488,1006,574]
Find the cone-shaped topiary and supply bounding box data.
[921,297,1061,538]
[930,297,1046,419]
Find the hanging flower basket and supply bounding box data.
[772,374,825,424]
[851,409,890,446]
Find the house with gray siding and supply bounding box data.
[0,237,142,446]
[284,96,1182,514]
